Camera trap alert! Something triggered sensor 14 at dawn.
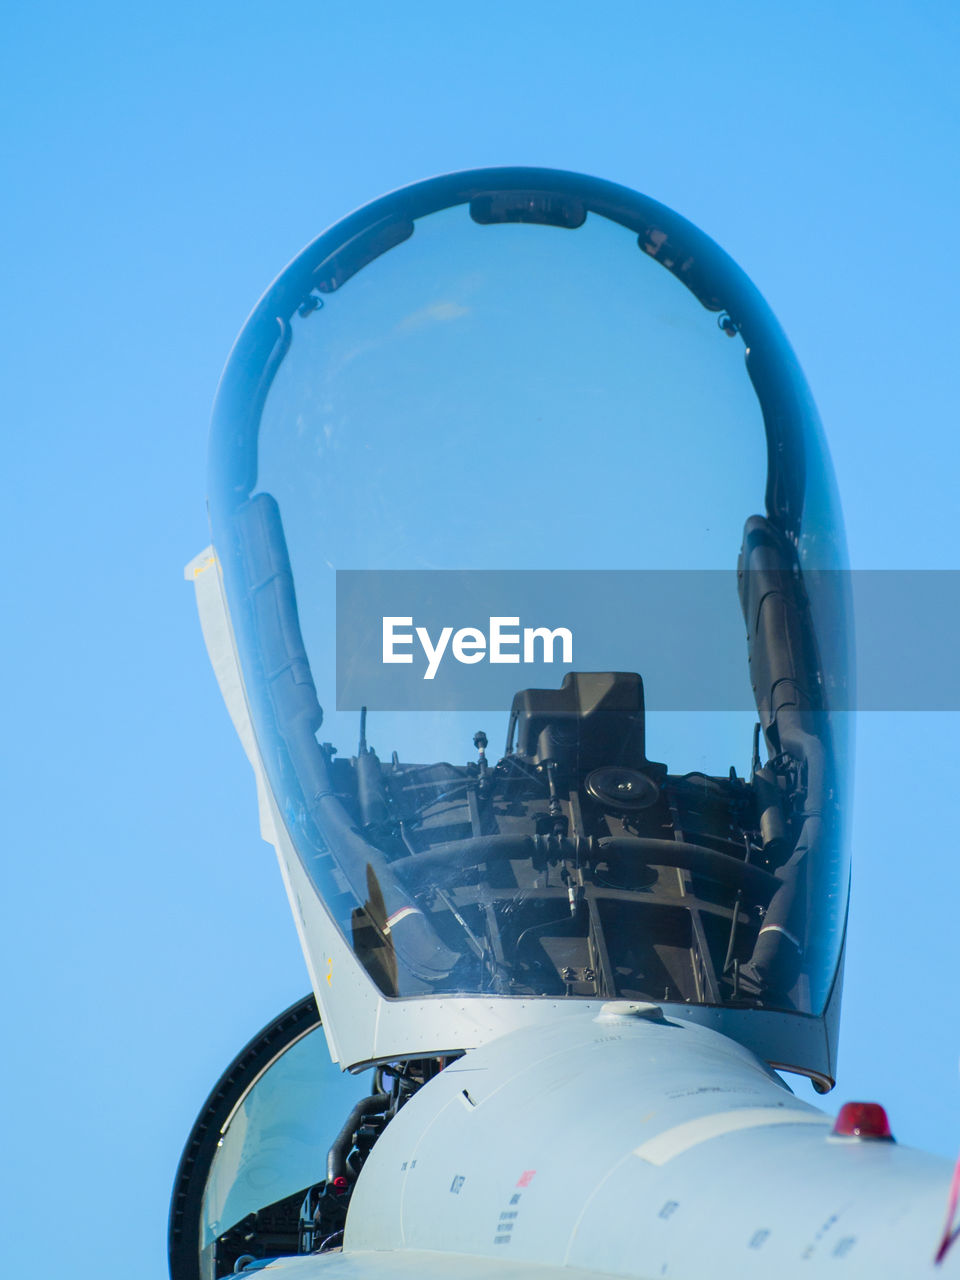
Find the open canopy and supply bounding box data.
[208,169,852,1049]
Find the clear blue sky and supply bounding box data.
[3,4,959,1276]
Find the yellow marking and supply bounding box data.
[326,957,333,985]
[192,555,216,579]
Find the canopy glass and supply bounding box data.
[209,172,852,1022]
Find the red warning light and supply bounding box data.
[832,1101,894,1140]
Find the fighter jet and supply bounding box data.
[169,169,959,1279]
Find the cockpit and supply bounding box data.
[200,168,853,1081]
[322,666,813,1009]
